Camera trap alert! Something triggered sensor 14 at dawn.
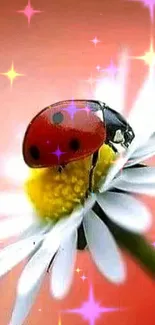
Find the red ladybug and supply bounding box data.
[23,99,134,193]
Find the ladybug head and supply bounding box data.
[22,100,106,168]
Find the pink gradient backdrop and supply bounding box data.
[0,0,155,324]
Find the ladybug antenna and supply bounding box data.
[86,150,99,198]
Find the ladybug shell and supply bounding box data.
[23,100,106,168]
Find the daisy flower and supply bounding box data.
[1,55,155,325]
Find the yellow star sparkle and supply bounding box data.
[130,41,155,69]
[1,62,24,86]
[76,267,81,273]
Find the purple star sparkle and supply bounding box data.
[65,286,119,325]
[51,146,66,163]
[62,101,79,120]
[62,101,91,119]
[129,0,155,22]
[17,0,42,26]
[101,60,119,78]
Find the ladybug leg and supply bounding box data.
[105,141,118,153]
[57,164,66,173]
[85,150,99,198]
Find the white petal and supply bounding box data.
[126,155,154,167]
[9,273,43,325]
[126,133,155,167]
[83,211,125,283]
[132,132,155,158]
[0,214,34,240]
[19,206,84,294]
[117,167,155,184]
[17,206,84,297]
[0,191,32,217]
[84,193,97,213]
[19,223,53,264]
[0,234,44,278]
[99,135,150,192]
[17,240,59,297]
[42,205,83,249]
[51,230,77,299]
[114,180,155,196]
[97,192,151,233]
[20,221,52,240]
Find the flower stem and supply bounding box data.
[93,202,155,277]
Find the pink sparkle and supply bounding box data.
[128,0,155,22]
[65,286,119,325]
[101,60,119,78]
[17,0,42,26]
[51,145,66,163]
[90,37,101,46]
[80,275,87,281]
[96,65,101,71]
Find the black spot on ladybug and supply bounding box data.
[52,112,64,124]
[69,138,80,151]
[29,145,40,160]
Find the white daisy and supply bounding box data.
[1,56,155,325]
[0,133,154,325]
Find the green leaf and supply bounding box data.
[93,202,155,277]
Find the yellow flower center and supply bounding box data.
[24,144,116,222]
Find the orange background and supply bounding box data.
[0,0,155,324]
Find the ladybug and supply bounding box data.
[22,100,135,195]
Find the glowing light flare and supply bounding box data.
[94,51,129,114]
[128,69,155,136]
[130,41,155,70]
[2,154,29,185]
[0,191,33,218]
[1,62,24,87]
[17,0,42,26]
